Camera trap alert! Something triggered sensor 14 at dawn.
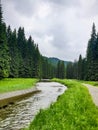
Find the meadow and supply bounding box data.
[26,79,98,130]
[0,78,38,93]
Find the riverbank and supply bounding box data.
[26,79,98,130]
[0,82,66,130]
[0,78,39,108]
[0,87,40,109]
[0,78,38,93]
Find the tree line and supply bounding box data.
[0,2,65,79]
[66,23,98,81]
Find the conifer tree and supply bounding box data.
[56,61,65,79]
[56,61,61,78]
[0,2,10,78]
[86,23,97,80]
[66,62,73,79]
[78,55,82,80]
[7,27,19,77]
[60,61,65,79]
[17,27,26,77]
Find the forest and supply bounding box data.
[0,1,98,81]
[0,3,65,79]
[66,23,98,81]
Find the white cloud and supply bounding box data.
[2,0,98,61]
[36,2,52,19]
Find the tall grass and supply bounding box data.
[0,78,38,93]
[26,79,98,130]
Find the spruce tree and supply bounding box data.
[82,58,87,80]
[60,61,65,79]
[34,44,41,78]
[73,60,78,79]
[56,61,61,78]
[17,27,26,77]
[56,61,65,79]
[0,2,10,78]
[86,23,97,80]
[7,27,19,77]
[66,62,73,79]
[78,55,82,80]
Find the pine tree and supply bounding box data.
[66,62,73,79]
[82,58,87,80]
[34,44,41,78]
[73,60,78,79]
[56,61,61,78]
[86,23,97,80]
[60,61,65,79]
[7,27,19,77]
[0,2,10,78]
[17,27,26,77]
[94,34,98,80]
[78,55,83,80]
[24,36,34,77]
[56,61,65,79]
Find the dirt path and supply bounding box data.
[83,83,98,106]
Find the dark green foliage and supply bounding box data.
[82,58,87,80]
[0,2,56,79]
[42,57,67,79]
[17,27,26,77]
[66,61,78,79]
[7,27,19,77]
[48,57,69,66]
[0,2,70,79]
[66,62,73,79]
[41,58,56,79]
[56,61,61,78]
[33,44,41,77]
[56,61,65,79]
[60,61,65,79]
[78,55,83,80]
[0,2,10,78]
[72,60,78,79]
[86,23,98,81]
[66,23,98,81]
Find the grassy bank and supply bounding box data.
[26,79,98,130]
[0,78,38,93]
[83,81,98,87]
[78,80,98,87]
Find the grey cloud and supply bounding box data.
[7,0,39,17]
[50,27,69,49]
[2,0,98,61]
[4,0,80,17]
[88,1,98,17]
[45,0,79,7]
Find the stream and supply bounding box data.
[0,82,67,130]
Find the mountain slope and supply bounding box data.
[44,57,70,66]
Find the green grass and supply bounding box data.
[0,78,38,93]
[83,81,98,87]
[25,79,98,130]
[78,80,98,87]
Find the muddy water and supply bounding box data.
[0,82,67,130]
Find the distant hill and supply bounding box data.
[44,57,70,67]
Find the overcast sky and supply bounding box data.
[1,0,98,61]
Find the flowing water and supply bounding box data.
[0,82,67,130]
